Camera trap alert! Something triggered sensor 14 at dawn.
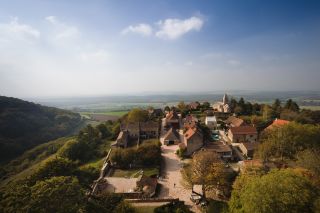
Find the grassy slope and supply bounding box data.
[0,137,74,187]
[0,137,113,188]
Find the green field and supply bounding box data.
[80,110,129,117]
[301,106,320,111]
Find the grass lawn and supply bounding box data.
[111,168,159,178]
[135,206,156,213]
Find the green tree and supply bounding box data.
[154,201,192,213]
[229,98,238,112]
[96,123,111,139]
[284,99,300,112]
[202,101,211,109]
[297,149,320,176]
[114,201,136,213]
[258,123,320,161]
[30,157,77,183]
[127,108,149,122]
[271,99,282,118]
[177,101,187,111]
[262,104,273,121]
[85,192,124,213]
[229,169,319,213]
[58,139,94,162]
[29,176,86,213]
[191,151,227,199]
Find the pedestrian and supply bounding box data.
[174,183,176,188]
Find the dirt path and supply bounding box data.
[158,145,200,212]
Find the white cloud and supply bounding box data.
[121,23,152,36]
[155,16,203,40]
[45,16,80,40]
[45,16,57,24]
[0,17,40,42]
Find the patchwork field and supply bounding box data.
[80,110,129,122]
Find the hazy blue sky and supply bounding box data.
[0,0,320,98]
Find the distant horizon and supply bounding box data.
[2,89,320,100]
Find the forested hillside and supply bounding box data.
[0,96,82,163]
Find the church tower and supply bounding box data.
[223,93,229,105]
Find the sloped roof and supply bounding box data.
[230,126,257,135]
[184,127,202,140]
[206,141,232,153]
[163,128,180,141]
[140,121,159,131]
[206,116,217,122]
[121,121,159,132]
[226,116,244,127]
[266,118,290,130]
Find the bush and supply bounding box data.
[154,201,192,213]
[110,141,161,168]
[58,140,94,163]
[29,157,77,184]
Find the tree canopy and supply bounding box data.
[0,96,82,163]
[127,108,149,122]
[258,122,320,161]
[229,169,319,213]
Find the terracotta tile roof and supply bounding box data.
[184,127,202,140]
[184,127,197,140]
[183,114,198,128]
[266,118,290,130]
[230,126,257,135]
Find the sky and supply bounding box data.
[0,0,320,98]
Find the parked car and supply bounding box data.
[190,193,202,204]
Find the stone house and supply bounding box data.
[205,116,217,129]
[162,128,181,145]
[181,127,204,156]
[112,130,129,148]
[239,142,258,158]
[113,121,160,148]
[228,126,258,143]
[205,141,233,160]
[164,110,180,129]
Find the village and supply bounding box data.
[90,94,291,212]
